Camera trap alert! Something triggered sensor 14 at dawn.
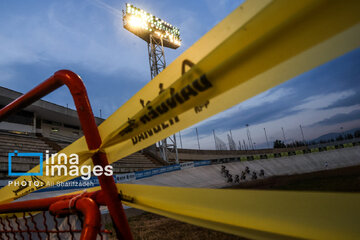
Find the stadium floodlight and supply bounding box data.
[123,3,181,49]
[122,3,181,164]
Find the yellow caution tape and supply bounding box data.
[70,184,360,240]
[1,0,360,203]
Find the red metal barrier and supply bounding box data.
[0,190,111,239]
[49,196,101,240]
[0,70,133,239]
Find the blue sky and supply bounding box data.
[0,0,359,149]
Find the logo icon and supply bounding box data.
[8,150,43,176]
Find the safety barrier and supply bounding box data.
[0,191,111,239]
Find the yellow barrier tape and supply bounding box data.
[1,0,360,203]
[70,184,360,240]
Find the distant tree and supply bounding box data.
[355,130,360,138]
[293,141,305,147]
[345,133,354,140]
[273,139,286,148]
[336,135,344,141]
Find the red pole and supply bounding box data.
[49,197,101,240]
[0,70,133,240]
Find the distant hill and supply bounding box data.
[311,128,360,143]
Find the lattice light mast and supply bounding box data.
[122,3,181,79]
[148,35,166,79]
[122,3,181,163]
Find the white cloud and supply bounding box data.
[0,35,41,65]
[186,86,294,130]
[293,90,356,111]
[0,68,16,85]
[239,87,294,110]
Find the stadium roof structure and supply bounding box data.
[123,3,181,49]
[0,86,104,127]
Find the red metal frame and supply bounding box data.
[0,70,133,240]
[49,196,101,240]
[0,190,111,239]
[0,190,104,240]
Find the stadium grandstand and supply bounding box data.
[0,86,164,179]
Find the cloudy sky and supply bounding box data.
[0,0,359,150]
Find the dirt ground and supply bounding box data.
[127,212,245,240]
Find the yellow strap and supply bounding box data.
[69,184,360,240]
[1,0,360,203]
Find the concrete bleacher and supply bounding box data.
[111,152,163,173]
[49,137,163,173]
[56,141,71,150]
[0,131,57,177]
[50,139,163,173]
[0,130,164,177]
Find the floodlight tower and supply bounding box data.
[122,3,181,163]
[123,3,181,79]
